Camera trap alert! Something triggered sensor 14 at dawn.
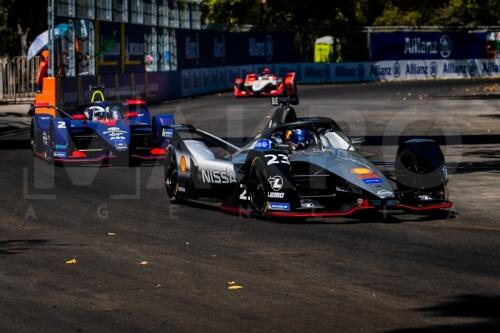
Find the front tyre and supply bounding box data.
[164,153,181,203]
[396,145,448,204]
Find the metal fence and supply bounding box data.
[0,56,40,103]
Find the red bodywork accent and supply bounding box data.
[220,199,453,219]
[234,72,296,98]
[396,201,453,212]
[127,99,146,105]
[220,205,253,216]
[234,87,253,97]
[99,120,118,126]
[245,73,257,84]
[70,151,87,158]
[125,111,139,119]
[150,148,166,156]
[130,154,167,160]
[72,114,87,120]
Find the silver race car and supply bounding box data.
[163,97,452,219]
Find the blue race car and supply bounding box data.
[30,99,174,164]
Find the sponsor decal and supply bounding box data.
[439,35,452,58]
[103,127,127,141]
[468,60,478,77]
[54,151,67,158]
[201,169,237,184]
[443,62,467,75]
[255,139,271,151]
[370,64,392,77]
[482,61,500,75]
[268,175,284,191]
[404,37,439,56]
[403,35,452,58]
[162,128,174,138]
[268,192,285,199]
[335,65,356,78]
[406,63,428,75]
[393,61,401,78]
[268,202,290,211]
[55,144,67,150]
[248,35,273,60]
[362,178,383,185]
[115,142,128,151]
[177,186,186,193]
[376,190,394,198]
[430,61,438,78]
[351,167,372,175]
[352,167,383,184]
[301,201,316,209]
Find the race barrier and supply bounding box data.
[180,58,500,96]
[57,57,500,108]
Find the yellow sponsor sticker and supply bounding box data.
[351,167,372,175]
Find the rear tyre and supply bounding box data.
[247,157,270,218]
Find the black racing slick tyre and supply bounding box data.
[164,153,182,203]
[248,157,270,218]
[395,142,448,203]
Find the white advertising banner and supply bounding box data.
[180,59,500,97]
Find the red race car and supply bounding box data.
[234,67,297,99]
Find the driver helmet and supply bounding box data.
[88,106,107,121]
[286,128,312,150]
[263,67,271,76]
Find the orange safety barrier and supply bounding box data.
[34,77,57,116]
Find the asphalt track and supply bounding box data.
[1,79,500,332]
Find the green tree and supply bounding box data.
[0,0,47,57]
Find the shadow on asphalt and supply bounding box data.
[265,210,457,225]
[479,114,500,120]
[444,94,500,100]
[0,239,51,255]
[389,294,500,333]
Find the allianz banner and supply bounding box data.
[370,32,487,61]
[177,31,294,69]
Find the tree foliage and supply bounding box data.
[0,0,47,57]
[202,0,500,29]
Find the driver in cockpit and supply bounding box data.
[285,128,312,151]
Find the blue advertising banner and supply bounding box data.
[370,32,487,61]
[177,31,294,69]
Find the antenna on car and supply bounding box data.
[89,85,106,103]
[271,95,299,107]
[268,96,298,128]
